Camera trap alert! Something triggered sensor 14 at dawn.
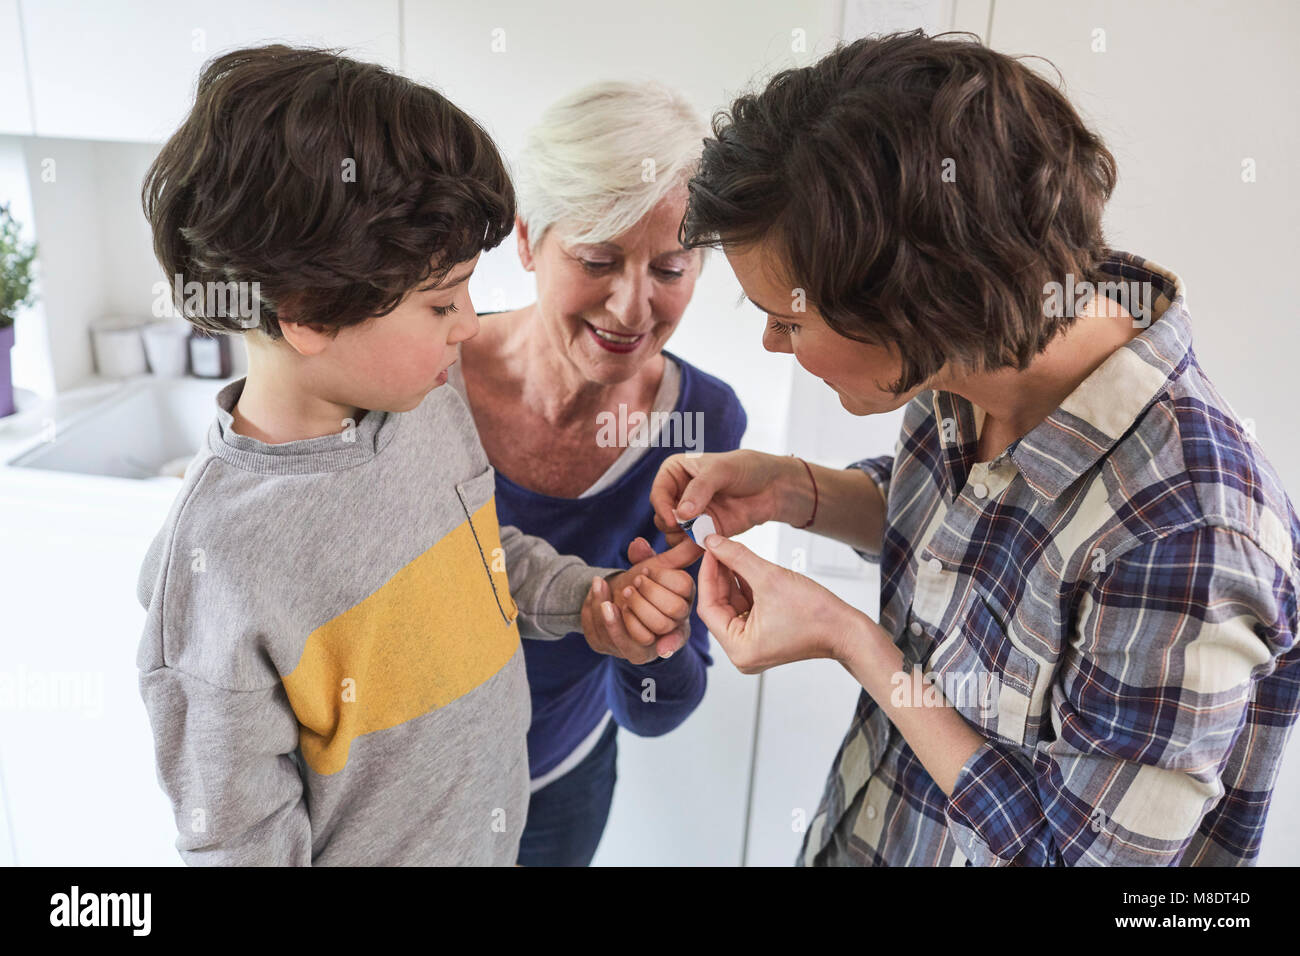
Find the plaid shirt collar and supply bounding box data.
[933,251,1191,500]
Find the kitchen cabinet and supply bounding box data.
[20,0,401,143]
[0,0,33,135]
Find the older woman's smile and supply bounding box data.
[584,320,646,352]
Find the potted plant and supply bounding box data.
[0,201,37,418]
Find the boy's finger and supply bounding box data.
[626,536,655,565]
[660,527,690,549]
[618,580,676,634]
[631,572,691,621]
[647,535,704,572]
[600,600,657,661]
[602,597,656,647]
[646,565,696,600]
[654,621,690,658]
[615,601,663,650]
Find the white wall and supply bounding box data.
[17,0,401,142]
[0,0,33,135]
[14,138,164,393]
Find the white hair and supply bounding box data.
[515,80,709,259]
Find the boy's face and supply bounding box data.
[724,240,926,416]
[287,253,481,413]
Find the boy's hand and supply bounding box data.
[580,536,698,665]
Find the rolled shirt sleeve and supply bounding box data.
[845,454,894,563]
[944,525,1294,866]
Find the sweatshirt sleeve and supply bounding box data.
[136,513,312,866]
[137,665,313,866]
[498,522,620,640]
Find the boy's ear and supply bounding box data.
[273,292,331,357]
[278,316,334,357]
[516,216,535,272]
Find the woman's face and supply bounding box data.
[725,239,926,416]
[522,192,700,386]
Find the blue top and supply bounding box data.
[492,349,748,777]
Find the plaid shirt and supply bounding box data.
[798,251,1300,866]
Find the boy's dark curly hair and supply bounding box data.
[143,44,515,339]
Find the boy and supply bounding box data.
[135,44,695,866]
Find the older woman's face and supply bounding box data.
[725,238,924,416]
[526,193,699,385]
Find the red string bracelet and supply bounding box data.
[791,455,818,529]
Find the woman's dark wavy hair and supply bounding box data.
[681,29,1118,393]
[143,44,515,339]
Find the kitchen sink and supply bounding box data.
[7,376,233,480]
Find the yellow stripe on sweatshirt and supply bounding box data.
[283,497,520,776]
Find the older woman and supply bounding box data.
[448,81,747,866]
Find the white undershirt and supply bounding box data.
[448,352,684,791]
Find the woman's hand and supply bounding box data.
[580,535,697,665]
[695,532,862,674]
[649,450,799,547]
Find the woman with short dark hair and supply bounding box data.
[652,30,1300,867]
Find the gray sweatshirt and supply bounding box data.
[135,377,618,865]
